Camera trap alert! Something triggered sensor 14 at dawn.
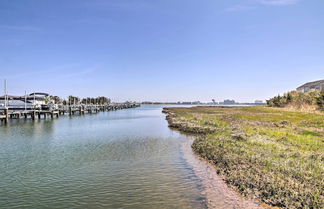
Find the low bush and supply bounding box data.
[267,90,323,110]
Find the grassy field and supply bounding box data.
[163,106,324,209]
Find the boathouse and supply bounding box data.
[0,92,49,108]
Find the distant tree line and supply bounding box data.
[80,97,111,105]
[48,95,111,105]
[267,90,324,110]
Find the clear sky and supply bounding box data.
[0,0,323,102]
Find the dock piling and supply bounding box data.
[0,103,140,125]
[4,108,8,124]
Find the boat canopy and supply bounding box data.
[29,92,49,97]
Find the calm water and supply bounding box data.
[0,105,206,209]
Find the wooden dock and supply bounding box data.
[0,103,140,124]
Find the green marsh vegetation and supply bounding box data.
[163,106,323,208]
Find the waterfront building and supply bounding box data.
[296,79,324,92]
[224,99,235,105]
[255,100,264,104]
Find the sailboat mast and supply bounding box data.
[25,91,27,111]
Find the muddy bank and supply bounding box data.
[181,140,262,209]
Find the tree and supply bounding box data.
[68,95,80,105]
[286,93,292,103]
[52,96,61,104]
[316,91,324,109]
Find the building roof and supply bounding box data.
[297,79,324,89]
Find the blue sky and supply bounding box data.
[0,0,323,102]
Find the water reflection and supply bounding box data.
[0,105,206,209]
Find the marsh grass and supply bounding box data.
[163,106,324,208]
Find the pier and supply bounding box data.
[0,103,140,124]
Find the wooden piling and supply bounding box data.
[4,108,8,124]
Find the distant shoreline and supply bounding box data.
[141,103,266,106]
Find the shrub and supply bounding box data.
[317,91,324,109]
[267,90,323,110]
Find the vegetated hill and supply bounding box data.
[267,90,324,111]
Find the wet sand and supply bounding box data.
[181,140,262,209]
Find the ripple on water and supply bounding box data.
[0,106,206,209]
